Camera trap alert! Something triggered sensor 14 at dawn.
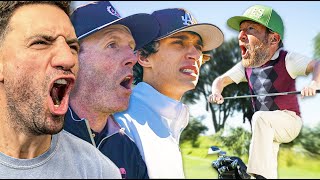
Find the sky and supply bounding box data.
[73,1,320,134]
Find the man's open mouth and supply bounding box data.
[120,75,133,90]
[50,78,73,107]
[240,45,247,56]
[179,65,198,76]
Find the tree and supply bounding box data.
[314,32,320,59]
[180,117,208,147]
[216,127,251,156]
[182,38,253,133]
[297,123,320,155]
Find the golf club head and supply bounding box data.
[219,151,227,156]
[208,146,221,155]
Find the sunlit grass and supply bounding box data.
[181,136,320,179]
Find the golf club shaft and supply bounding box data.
[223,90,320,100]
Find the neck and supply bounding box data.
[0,93,53,159]
[142,79,184,101]
[0,118,51,159]
[69,99,109,133]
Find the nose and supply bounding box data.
[121,46,138,68]
[238,30,248,42]
[51,37,77,72]
[186,45,202,66]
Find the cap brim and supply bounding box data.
[156,23,224,51]
[227,16,260,31]
[78,13,159,50]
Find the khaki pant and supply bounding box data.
[246,110,302,179]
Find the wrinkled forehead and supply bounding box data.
[8,4,74,35]
[81,24,133,42]
[104,24,132,35]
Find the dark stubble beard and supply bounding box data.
[242,35,271,68]
[5,75,64,136]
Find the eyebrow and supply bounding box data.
[66,38,80,47]
[102,26,132,37]
[27,34,54,42]
[101,29,136,46]
[27,34,80,47]
[170,34,203,47]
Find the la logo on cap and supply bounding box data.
[181,12,197,26]
[106,6,120,18]
[246,7,264,19]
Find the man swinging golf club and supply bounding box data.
[209,4,320,179]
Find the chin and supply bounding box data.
[241,59,252,68]
[191,80,198,88]
[38,125,64,135]
[113,103,129,113]
[45,116,65,134]
[182,81,197,92]
[48,127,64,135]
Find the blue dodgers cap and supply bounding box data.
[152,8,224,51]
[70,1,160,50]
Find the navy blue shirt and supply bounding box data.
[64,106,149,179]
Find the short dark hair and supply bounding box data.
[0,1,71,45]
[133,40,160,85]
[133,31,207,85]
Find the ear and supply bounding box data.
[137,51,152,68]
[202,53,212,64]
[270,33,281,45]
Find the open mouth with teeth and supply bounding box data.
[50,79,68,106]
[120,75,133,90]
[49,78,73,115]
[180,67,198,77]
[181,69,195,74]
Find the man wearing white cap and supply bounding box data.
[114,8,224,178]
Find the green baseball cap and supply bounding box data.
[227,5,284,40]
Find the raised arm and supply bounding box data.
[209,75,235,104]
[301,60,320,97]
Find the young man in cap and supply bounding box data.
[64,1,159,179]
[114,8,224,178]
[0,1,121,178]
[209,4,320,179]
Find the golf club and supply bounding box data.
[209,90,320,102]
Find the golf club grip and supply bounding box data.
[222,90,320,100]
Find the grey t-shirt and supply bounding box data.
[0,130,121,179]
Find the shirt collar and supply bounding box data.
[133,82,188,120]
[132,82,189,139]
[270,47,284,61]
[67,106,121,137]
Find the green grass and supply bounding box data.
[183,155,218,179]
[181,136,320,179]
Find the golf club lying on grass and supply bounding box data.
[209,90,320,102]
